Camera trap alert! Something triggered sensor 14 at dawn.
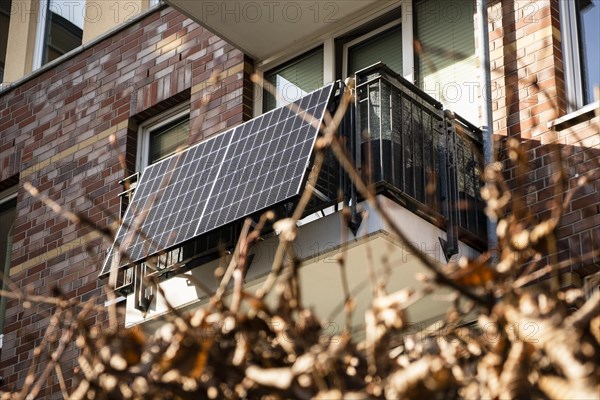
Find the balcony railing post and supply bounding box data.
[134,263,154,312]
[328,80,363,235]
[349,102,363,235]
[440,110,460,261]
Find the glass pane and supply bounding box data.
[48,0,85,29]
[0,199,16,334]
[578,0,600,104]
[149,117,190,164]
[0,201,15,271]
[416,0,477,122]
[348,25,403,76]
[44,0,84,64]
[264,48,324,111]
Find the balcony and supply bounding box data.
[114,65,486,326]
[315,64,486,252]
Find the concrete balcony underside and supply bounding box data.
[163,0,396,61]
[125,195,479,331]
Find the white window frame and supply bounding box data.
[32,0,50,70]
[137,104,191,171]
[559,0,596,111]
[254,0,414,116]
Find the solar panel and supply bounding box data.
[100,84,334,277]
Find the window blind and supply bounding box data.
[348,25,403,76]
[416,0,477,123]
[264,48,324,111]
[149,118,190,164]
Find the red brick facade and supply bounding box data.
[0,5,252,392]
[489,0,599,276]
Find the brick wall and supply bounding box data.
[0,5,251,394]
[489,0,599,277]
[549,113,600,275]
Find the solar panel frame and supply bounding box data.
[100,84,334,277]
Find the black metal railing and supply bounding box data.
[453,114,487,239]
[355,64,446,214]
[352,63,486,247]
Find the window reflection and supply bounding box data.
[43,0,84,64]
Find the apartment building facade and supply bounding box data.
[0,0,598,395]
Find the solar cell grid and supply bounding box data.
[100,84,334,276]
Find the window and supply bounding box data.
[263,47,324,112]
[415,0,477,122]
[259,1,479,124]
[0,0,11,83]
[345,22,403,76]
[561,0,600,110]
[121,105,190,215]
[117,106,189,227]
[137,106,191,171]
[0,187,17,344]
[33,0,84,69]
